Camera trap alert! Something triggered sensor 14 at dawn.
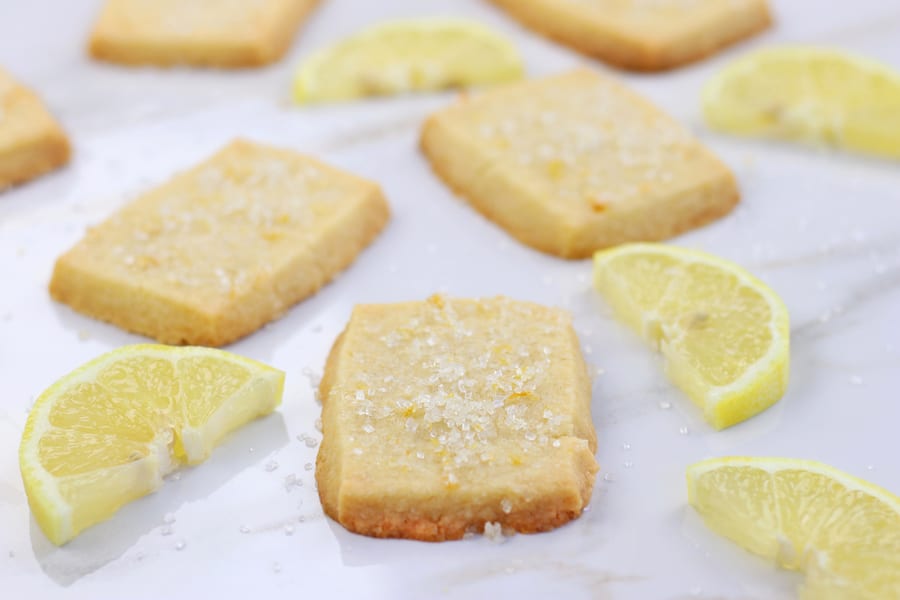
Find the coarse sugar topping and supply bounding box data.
[457,70,710,213]
[72,141,367,303]
[334,295,579,487]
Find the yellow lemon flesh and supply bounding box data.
[688,457,900,599]
[703,46,900,160]
[593,243,789,429]
[19,344,284,545]
[292,18,524,104]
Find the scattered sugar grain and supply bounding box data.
[301,367,321,388]
[484,522,505,543]
[284,473,303,491]
[296,432,319,447]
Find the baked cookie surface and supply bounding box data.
[488,0,771,71]
[89,0,320,67]
[421,68,739,259]
[316,295,599,541]
[50,139,389,346]
[0,69,70,190]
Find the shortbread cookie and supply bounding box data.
[317,295,599,541]
[488,0,772,71]
[0,69,70,190]
[421,69,739,258]
[89,0,320,67]
[50,139,389,346]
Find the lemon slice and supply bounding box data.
[19,345,284,545]
[292,18,524,104]
[687,457,900,599]
[703,46,900,160]
[592,243,789,429]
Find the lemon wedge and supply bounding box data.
[688,457,900,599]
[292,18,524,104]
[703,46,900,160]
[592,243,789,429]
[19,344,284,545]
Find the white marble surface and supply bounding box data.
[1,1,899,598]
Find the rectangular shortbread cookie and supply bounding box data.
[489,0,772,71]
[0,69,70,190]
[50,139,389,346]
[89,0,320,67]
[316,295,599,541]
[421,68,739,258]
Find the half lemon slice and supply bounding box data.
[19,344,284,545]
[292,18,524,104]
[703,46,900,160]
[593,243,789,429]
[688,457,900,599]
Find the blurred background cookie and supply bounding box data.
[89,0,321,67]
[0,68,69,190]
